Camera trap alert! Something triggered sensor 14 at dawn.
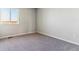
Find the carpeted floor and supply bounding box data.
[0,33,79,51]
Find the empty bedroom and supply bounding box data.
[0,8,79,51]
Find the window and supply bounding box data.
[0,8,19,24]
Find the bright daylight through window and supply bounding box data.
[0,8,19,24]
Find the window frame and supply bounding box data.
[0,8,19,24]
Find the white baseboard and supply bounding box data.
[38,32,79,46]
[1,31,79,46]
[0,32,35,39]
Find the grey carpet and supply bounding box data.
[0,33,79,51]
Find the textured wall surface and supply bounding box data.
[0,8,36,37]
[37,8,79,45]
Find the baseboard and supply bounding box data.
[0,32,35,39]
[38,32,79,46]
[1,31,79,46]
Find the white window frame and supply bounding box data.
[0,8,19,24]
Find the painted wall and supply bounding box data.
[37,8,79,45]
[0,8,35,37]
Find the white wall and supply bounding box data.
[0,8,35,37]
[1,8,79,45]
[37,8,79,45]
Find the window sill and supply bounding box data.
[0,21,18,24]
